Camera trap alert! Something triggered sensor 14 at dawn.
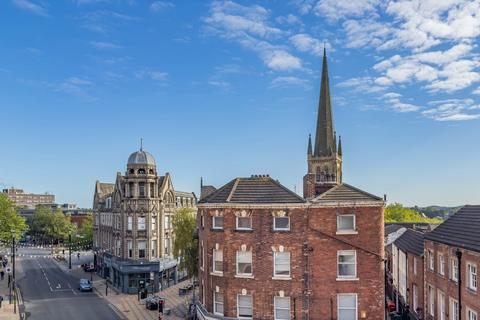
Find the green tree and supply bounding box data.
[0,194,28,242]
[385,203,442,223]
[31,205,75,242]
[172,207,198,279]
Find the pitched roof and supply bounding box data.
[425,205,480,253]
[96,182,114,197]
[199,175,305,204]
[311,183,383,203]
[394,229,424,256]
[385,224,405,236]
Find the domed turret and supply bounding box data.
[127,150,156,166]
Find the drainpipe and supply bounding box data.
[456,249,462,320]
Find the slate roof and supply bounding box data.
[97,182,114,197]
[312,183,383,203]
[425,205,480,253]
[199,175,305,204]
[385,224,405,236]
[128,150,156,165]
[394,229,424,256]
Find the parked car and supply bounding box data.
[82,264,96,272]
[78,279,93,292]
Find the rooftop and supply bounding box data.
[425,205,480,253]
[394,229,424,256]
[199,175,305,204]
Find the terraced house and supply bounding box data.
[196,50,385,320]
[424,206,480,320]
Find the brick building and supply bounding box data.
[196,49,385,320]
[424,205,479,320]
[2,187,55,209]
[391,229,425,318]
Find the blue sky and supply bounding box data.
[1,0,480,208]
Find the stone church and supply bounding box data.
[93,147,196,294]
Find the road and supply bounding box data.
[16,248,122,320]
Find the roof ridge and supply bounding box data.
[226,178,240,202]
[200,178,236,203]
[341,183,383,201]
[268,177,306,202]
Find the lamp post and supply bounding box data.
[68,233,72,270]
[11,230,16,314]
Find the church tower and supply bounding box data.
[303,48,342,199]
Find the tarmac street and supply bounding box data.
[16,248,122,320]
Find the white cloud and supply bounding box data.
[135,70,168,82]
[314,0,379,20]
[381,92,420,113]
[203,1,302,71]
[56,77,93,98]
[337,76,385,93]
[343,19,392,49]
[90,41,122,49]
[426,59,480,92]
[12,0,48,17]
[150,1,174,12]
[290,34,329,56]
[473,87,480,95]
[422,98,480,121]
[270,76,308,88]
[276,14,301,25]
[208,80,231,90]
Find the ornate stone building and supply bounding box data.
[196,50,385,320]
[93,147,196,294]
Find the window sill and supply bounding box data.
[211,228,224,232]
[235,229,254,233]
[272,276,291,280]
[235,274,254,279]
[336,230,358,235]
[336,277,359,281]
[273,229,290,232]
[466,287,477,295]
[210,271,223,277]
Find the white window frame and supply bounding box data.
[212,216,224,230]
[213,291,224,316]
[467,307,478,320]
[450,297,459,320]
[127,216,133,230]
[413,256,418,275]
[237,294,253,319]
[336,214,357,234]
[467,262,477,291]
[138,240,146,258]
[273,216,290,231]
[451,258,459,282]
[212,248,223,274]
[428,285,435,317]
[337,293,357,320]
[274,296,290,320]
[236,250,253,277]
[337,250,357,279]
[127,240,133,258]
[428,250,434,271]
[438,253,445,276]
[236,216,252,230]
[273,251,291,278]
[413,284,418,312]
[151,217,156,231]
[137,217,146,231]
[437,289,445,320]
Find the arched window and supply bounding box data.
[138,169,146,175]
[149,169,154,174]
[129,169,134,174]
[316,167,321,182]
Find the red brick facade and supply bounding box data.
[197,203,385,319]
[424,240,479,320]
[406,254,424,317]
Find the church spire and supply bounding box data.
[307,134,312,155]
[338,135,342,157]
[314,47,335,157]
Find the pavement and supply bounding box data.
[0,248,23,320]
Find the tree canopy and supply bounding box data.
[0,194,28,242]
[385,203,442,223]
[30,205,76,242]
[172,207,198,279]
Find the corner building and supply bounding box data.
[93,147,196,294]
[196,50,385,320]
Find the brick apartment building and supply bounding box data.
[2,187,55,209]
[391,229,425,318]
[196,49,385,320]
[424,205,479,320]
